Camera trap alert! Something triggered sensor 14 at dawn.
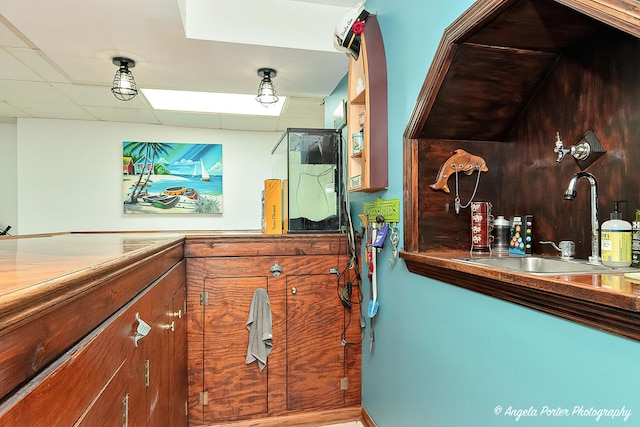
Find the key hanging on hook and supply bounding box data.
[373,215,388,250]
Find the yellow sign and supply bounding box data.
[363,197,400,223]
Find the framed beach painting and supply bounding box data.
[123,141,223,214]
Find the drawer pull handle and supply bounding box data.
[162,321,176,332]
[291,287,297,295]
[134,312,151,347]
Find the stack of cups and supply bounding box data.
[470,201,493,253]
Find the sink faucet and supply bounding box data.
[563,171,600,263]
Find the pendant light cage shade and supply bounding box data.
[111,57,138,101]
[256,68,279,106]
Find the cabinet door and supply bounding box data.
[145,299,174,426]
[73,359,133,427]
[286,272,346,411]
[187,256,283,424]
[205,274,270,421]
[169,285,188,426]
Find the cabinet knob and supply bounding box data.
[291,287,297,295]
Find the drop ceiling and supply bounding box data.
[0,0,360,131]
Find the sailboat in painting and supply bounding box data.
[192,163,197,177]
[200,158,210,182]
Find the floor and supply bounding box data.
[320,423,364,427]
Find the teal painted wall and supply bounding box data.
[326,1,640,426]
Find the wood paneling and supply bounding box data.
[405,0,640,256]
[186,235,361,425]
[184,234,346,258]
[402,0,640,341]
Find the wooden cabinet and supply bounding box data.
[346,15,388,193]
[185,235,361,425]
[0,257,187,427]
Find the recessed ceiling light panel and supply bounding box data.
[141,88,285,116]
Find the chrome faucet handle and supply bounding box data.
[558,240,575,259]
[554,132,570,162]
[554,131,592,163]
[539,240,561,252]
[539,240,575,259]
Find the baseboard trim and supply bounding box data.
[361,407,377,427]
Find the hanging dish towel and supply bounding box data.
[245,288,273,371]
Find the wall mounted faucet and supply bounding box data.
[564,171,600,263]
[553,130,606,170]
[554,132,590,163]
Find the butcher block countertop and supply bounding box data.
[401,250,640,341]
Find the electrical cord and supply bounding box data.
[337,207,364,347]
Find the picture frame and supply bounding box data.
[123,141,223,215]
[333,99,347,131]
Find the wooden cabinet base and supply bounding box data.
[192,406,364,427]
[0,260,187,427]
[186,235,362,426]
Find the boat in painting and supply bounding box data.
[151,195,179,209]
[200,158,210,182]
[165,186,186,196]
[185,188,198,200]
[142,194,165,203]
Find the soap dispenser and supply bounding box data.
[601,200,632,267]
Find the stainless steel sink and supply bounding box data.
[454,256,634,275]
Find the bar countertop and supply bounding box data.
[0,230,333,312]
[401,250,640,341]
[4,232,640,341]
[0,233,186,298]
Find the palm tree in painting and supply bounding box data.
[124,141,173,204]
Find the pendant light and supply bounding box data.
[111,57,138,101]
[256,68,279,106]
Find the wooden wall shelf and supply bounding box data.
[346,15,388,193]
